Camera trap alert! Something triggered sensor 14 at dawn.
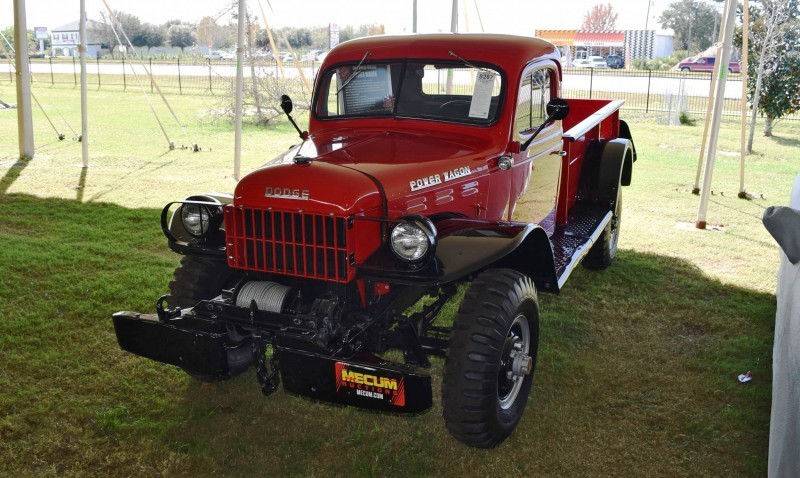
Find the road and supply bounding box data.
[1,61,744,100]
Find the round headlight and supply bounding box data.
[390,218,436,262]
[180,203,212,237]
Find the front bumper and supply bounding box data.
[111,310,432,413]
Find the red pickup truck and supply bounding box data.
[113,33,636,448]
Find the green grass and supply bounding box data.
[1,85,797,477]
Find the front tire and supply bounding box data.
[168,256,240,308]
[168,256,252,382]
[442,269,540,448]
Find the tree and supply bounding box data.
[168,24,196,52]
[0,27,51,55]
[736,0,800,146]
[196,16,218,49]
[581,3,618,30]
[278,27,312,49]
[659,0,721,53]
[91,11,147,51]
[140,23,164,49]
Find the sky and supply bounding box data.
[2,0,672,35]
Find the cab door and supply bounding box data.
[506,64,562,234]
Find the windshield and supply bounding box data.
[315,60,503,125]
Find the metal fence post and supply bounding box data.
[122,57,126,90]
[49,57,54,85]
[589,68,594,99]
[150,58,153,93]
[73,56,77,86]
[178,57,182,94]
[208,59,213,94]
[96,55,101,88]
[646,69,652,113]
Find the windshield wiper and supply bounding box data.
[337,51,372,94]
[448,50,493,74]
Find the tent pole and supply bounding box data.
[738,0,749,198]
[234,0,246,180]
[13,0,34,158]
[696,0,736,229]
[79,0,89,167]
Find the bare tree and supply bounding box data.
[745,0,798,152]
[581,3,618,30]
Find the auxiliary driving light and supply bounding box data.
[178,197,223,239]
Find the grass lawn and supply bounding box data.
[1,84,797,477]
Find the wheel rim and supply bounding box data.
[498,313,530,410]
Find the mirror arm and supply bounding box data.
[286,113,306,139]
[520,114,556,151]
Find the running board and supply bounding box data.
[551,205,613,289]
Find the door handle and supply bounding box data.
[550,150,567,156]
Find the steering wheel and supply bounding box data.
[438,100,471,116]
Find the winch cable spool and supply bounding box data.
[235,281,293,314]
[0,33,76,141]
[100,0,204,152]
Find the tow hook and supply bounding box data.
[254,340,281,395]
[155,294,181,323]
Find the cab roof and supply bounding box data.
[322,33,560,71]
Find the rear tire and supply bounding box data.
[442,269,540,448]
[168,256,252,382]
[583,186,622,270]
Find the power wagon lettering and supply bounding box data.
[410,166,472,192]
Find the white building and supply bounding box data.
[50,20,104,57]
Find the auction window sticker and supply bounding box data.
[468,71,496,119]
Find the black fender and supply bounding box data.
[357,219,558,293]
[619,119,637,166]
[581,138,634,207]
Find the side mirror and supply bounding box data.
[280,95,293,115]
[546,98,570,121]
[280,94,307,140]
[521,98,570,152]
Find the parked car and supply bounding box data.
[301,49,325,61]
[205,50,235,60]
[572,56,607,69]
[605,54,624,69]
[254,50,274,60]
[278,52,294,62]
[571,58,592,68]
[677,56,740,73]
[587,56,608,68]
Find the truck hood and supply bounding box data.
[236,130,500,216]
